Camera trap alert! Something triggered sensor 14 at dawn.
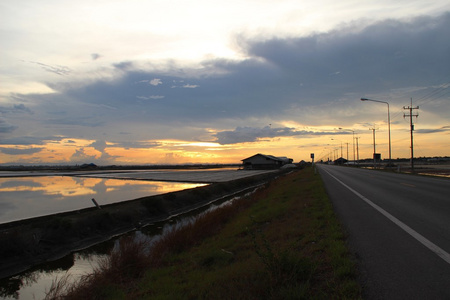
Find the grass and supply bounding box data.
[45,167,362,299]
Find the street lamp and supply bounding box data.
[331,138,343,159]
[360,98,391,165]
[338,127,355,163]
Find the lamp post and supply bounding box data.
[370,127,376,168]
[338,127,355,164]
[331,138,343,159]
[331,139,343,158]
[351,130,355,163]
[361,98,391,165]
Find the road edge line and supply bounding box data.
[321,167,450,265]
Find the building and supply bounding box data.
[242,153,293,170]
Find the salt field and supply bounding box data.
[0,168,275,224]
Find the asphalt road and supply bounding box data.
[317,164,450,299]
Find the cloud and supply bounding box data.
[182,84,199,88]
[214,126,346,144]
[70,148,97,162]
[136,95,165,100]
[149,78,163,86]
[111,141,161,149]
[87,140,120,163]
[0,136,65,146]
[113,61,134,71]
[91,53,102,60]
[0,147,44,155]
[43,116,105,127]
[89,140,108,152]
[0,118,18,133]
[0,103,32,114]
[415,126,450,134]
[26,61,71,76]
[244,13,450,97]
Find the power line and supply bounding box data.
[390,79,450,123]
[414,79,450,107]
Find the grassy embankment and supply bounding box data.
[47,167,362,299]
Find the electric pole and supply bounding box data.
[352,131,356,163]
[369,127,378,168]
[356,137,360,165]
[404,98,419,172]
[345,142,349,162]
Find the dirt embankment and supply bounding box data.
[0,170,286,279]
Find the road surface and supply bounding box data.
[317,164,450,299]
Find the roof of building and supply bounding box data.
[242,153,291,162]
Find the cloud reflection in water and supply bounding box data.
[0,176,206,224]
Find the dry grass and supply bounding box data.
[45,236,151,299]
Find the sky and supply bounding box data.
[1,0,449,165]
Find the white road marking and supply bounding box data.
[322,168,450,265]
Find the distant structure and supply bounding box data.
[80,163,97,169]
[242,153,293,170]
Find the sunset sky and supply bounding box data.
[1,0,449,165]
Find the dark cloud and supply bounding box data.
[0,118,17,133]
[0,103,32,114]
[113,61,135,71]
[43,116,105,127]
[214,126,348,144]
[89,140,108,151]
[70,148,97,162]
[91,53,102,60]
[415,126,450,134]
[0,147,44,155]
[0,136,65,146]
[86,140,120,163]
[111,141,161,149]
[245,13,450,96]
[26,61,71,76]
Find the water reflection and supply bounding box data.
[0,176,206,224]
[0,251,108,300]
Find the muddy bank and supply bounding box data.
[0,170,287,279]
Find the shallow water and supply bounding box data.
[0,176,206,224]
[0,239,113,300]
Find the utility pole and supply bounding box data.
[369,127,378,168]
[356,137,360,165]
[345,142,349,162]
[404,98,419,172]
[352,131,356,163]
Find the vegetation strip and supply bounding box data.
[46,167,362,299]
